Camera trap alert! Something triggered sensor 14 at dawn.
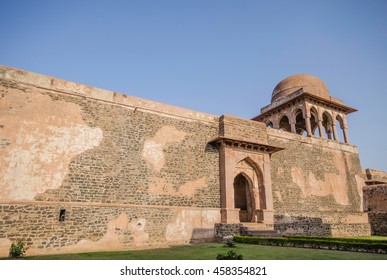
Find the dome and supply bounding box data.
[271,74,330,102]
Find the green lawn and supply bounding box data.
[22,243,387,260]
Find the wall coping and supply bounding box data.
[0,64,218,123]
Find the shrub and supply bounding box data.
[9,240,28,259]
[233,235,387,254]
[224,239,236,248]
[217,250,243,260]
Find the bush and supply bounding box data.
[233,235,387,254]
[9,240,28,259]
[217,250,243,260]
[287,236,387,245]
[224,239,236,248]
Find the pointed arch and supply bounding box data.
[335,114,345,142]
[237,157,264,187]
[310,107,319,136]
[294,109,307,135]
[234,158,266,221]
[291,106,305,119]
[322,111,334,139]
[278,115,291,132]
[336,114,344,129]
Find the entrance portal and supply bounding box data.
[234,174,254,222]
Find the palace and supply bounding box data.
[0,65,386,256]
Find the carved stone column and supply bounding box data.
[305,116,312,136]
[343,126,349,143]
[317,120,324,138]
[332,122,339,141]
[290,121,296,134]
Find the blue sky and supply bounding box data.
[1,0,386,170]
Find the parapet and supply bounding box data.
[0,65,218,123]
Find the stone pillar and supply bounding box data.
[260,154,274,224]
[290,121,296,134]
[219,144,243,224]
[343,126,349,143]
[326,124,333,139]
[317,120,324,138]
[342,116,349,144]
[305,116,312,136]
[219,144,227,209]
[256,210,274,224]
[332,123,339,141]
[273,119,280,130]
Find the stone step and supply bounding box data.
[241,230,282,237]
[240,223,273,231]
[239,223,281,237]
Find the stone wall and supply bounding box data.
[363,185,387,212]
[0,203,220,257]
[266,128,370,237]
[0,65,376,257]
[214,223,240,241]
[367,213,387,236]
[364,169,387,183]
[219,115,267,144]
[363,184,387,236]
[0,66,221,256]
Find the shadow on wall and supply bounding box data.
[205,143,218,153]
[274,215,332,236]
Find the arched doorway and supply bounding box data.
[234,173,254,222]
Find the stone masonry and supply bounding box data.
[0,65,381,256]
[267,129,369,236]
[363,184,387,236]
[0,66,221,257]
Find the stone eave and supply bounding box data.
[208,136,284,154]
[252,91,357,121]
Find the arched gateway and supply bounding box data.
[208,116,283,225]
[233,158,267,223]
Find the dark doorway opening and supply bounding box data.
[234,174,253,222]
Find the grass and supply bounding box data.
[21,242,387,260]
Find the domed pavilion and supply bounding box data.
[253,74,356,143]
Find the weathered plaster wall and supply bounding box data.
[0,79,220,208]
[0,66,221,256]
[0,204,220,257]
[0,85,103,201]
[267,128,370,236]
